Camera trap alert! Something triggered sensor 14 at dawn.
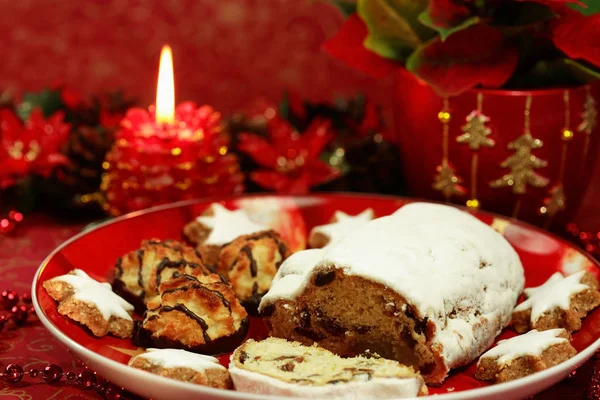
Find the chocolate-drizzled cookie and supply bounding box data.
[113,239,218,313]
[219,230,291,314]
[133,272,249,355]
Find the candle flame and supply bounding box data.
[156,45,175,124]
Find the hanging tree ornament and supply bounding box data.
[457,92,495,209]
[578,85,597,168]
[490,95,549,218]
[432,98,466,200]
[540,90,572,228]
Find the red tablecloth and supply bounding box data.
[2,215,600,399]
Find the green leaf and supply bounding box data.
[17,89,64,121]
[357,0,432,61]
[570,0,600,16]
[419,12,480,41]
[563,59,600,82]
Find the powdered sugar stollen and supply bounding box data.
[261,202,525,375]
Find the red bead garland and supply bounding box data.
[0,290,34,330]
[0,287,135,399]
[0,364,133,399]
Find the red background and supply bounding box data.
[0,0,596,225]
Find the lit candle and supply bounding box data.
[155,45,175,125]
[100,46,244,216]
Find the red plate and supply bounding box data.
[32,194,600,400]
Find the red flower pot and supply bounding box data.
[394,69,600,228]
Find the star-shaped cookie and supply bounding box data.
[308,208,374,249]
[476,328,576,383]
[43,269,134,337]
[512,270,600,333]
[195,203,268,246]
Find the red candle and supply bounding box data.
[101,46,244,216]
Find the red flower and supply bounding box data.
[238,118,340,193]
[0,109,70,188]
[553,8,600,68]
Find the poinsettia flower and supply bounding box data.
[0,108,70,188]
[406,24,518,96]
[553,8,600,68]
[237,117,340,193]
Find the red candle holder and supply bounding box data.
[101,102,244,216]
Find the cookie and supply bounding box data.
[218,230,290,312]
[113,239,217,312]
[183,203,268,268]
[475,329,576,383]
[308,209,374,249]
[128,348,232,389]
[512,271,600,333]
[43,269,134,338]
[229,337,427,398]
[133,272,249,355]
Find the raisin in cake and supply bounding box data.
[129,348,232,389]
[229,338,426,398]
[260,203,525,385]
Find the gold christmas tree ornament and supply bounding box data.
[433,163,467,199]
[457,92,494,209]
[490,95,549,218]
[489,132,549,194]
[432,98,466,200]
[457,110,495,150]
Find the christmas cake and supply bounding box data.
[260,202,525,385]
[308,208,374,249]
[475,329,576,383]
[183,203,268,267]
[133,272,249,355]
[43,269,134,338]
[229,337,426,398]
[113,239,217,312]
[219,230,291,312]
[128,348,232,389]
[513,270,600,333]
